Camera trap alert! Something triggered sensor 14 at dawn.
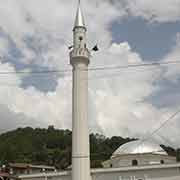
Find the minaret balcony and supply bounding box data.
[70,48,90,60]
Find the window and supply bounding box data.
[79,36,83,41]
[160,160,164,164]
[132,159,138,166]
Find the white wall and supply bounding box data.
[19,164,180,180]
[103,154,176,168]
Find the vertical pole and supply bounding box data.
[71,0,90,179]
[71,59,90,180]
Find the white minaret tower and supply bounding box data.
[70,0,91,180]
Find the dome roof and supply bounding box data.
[112,140,168,157]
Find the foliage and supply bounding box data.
[0,127,177,169]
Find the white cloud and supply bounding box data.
[0,0,123,68]
[89,43,164,138]
[123,0,180,23]
[163,33,180,81]
[0,0,122,133]
[0,104,46,133]
[0,0,179,148]
[0,39,165,141]
[0,77,72,130]
[0,36,9,57]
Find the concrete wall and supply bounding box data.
[91,167,180,180]
[19,164,180,180]
[103,154,176,168]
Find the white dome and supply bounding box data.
[112,140,168,157]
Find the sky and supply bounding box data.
[0,0,180,148]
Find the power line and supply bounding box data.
[131,109,180,151]
[143,109,180,141]
[0,60,179,149]
[88,68,157,80]
[89,60,180,71]
[156,133,176,148]
[0,69,70,75]
[0,60,179,86]
[119,108,180,153]
[0,60,179,76]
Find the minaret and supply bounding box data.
[70,0,91,180]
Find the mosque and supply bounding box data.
[102,140,176,168]
[18,0,180,180]
[19,139,180,180]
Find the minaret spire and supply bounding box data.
[74,0,86,28]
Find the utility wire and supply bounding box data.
[143,109,180,142]
[0,60,179,75]
[157,133,176,148]
[0,69,70,75]
[0,60,179,87]
[89,60,180,71]
[122,109,180,152]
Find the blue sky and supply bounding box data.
[111,17,180,111]
[111,18,180,61]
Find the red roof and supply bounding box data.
[0,172,10,177]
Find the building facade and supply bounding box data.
[19,141,180,180]
[102,140,176,168]
[19,163,180,180]
[8,163,56,175]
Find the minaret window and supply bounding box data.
[160,160,164,164]
[132,159,138,166]
[79,36,83,41]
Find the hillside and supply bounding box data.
[0,126,177,169]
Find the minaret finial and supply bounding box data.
[74,0,86,28]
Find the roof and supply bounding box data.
[9,163,55,170]
[9,163,29,169]
[0,172,10,177]
[112,140,168,157]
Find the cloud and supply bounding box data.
[0,0,124,69]
[0,41,165,142]
[0,77,72,130]
[0,35,9,56]
[0,0,179,148]
[122,0,180,23]
[163,33,180,80]
[0,0,126,133]
[0,104,47,133]
[89,42,164,137]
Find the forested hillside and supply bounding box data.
[0,126,178,169]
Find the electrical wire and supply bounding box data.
[0,60,179,76]
[143,109,180,142]
[89,60,180,71]
[0,60,178,151]
[121,109,180,152]
[0,69,70,75]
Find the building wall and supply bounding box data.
[19,164,180,180]
[11,168,55,175]
[91,167,180,180]
[103,153,176,168]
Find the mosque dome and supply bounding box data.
[112,140,168,157]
